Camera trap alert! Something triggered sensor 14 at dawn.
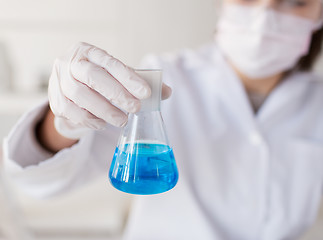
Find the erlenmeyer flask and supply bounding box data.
[109,70,178,195]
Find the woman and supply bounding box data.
[3,0,323,239]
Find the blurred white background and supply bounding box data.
[0,0,322,239]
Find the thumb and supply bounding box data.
[54,117,93,140]
[162,83,172,100]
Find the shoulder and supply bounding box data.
[297,72,323,135]
[289,72,323,119]
[294,71,323,95]
[139,43,224,89]
[139,42,222,72]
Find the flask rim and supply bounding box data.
[133,68,162,72]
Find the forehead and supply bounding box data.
[225,0,322,20]
[227,0,320,4]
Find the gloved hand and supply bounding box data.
[48,42,171,139]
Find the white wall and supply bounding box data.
[0,0,218,93]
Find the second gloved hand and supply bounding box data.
[48,42,171,139]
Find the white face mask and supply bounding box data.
[215,4,323,79]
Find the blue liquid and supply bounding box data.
[109,143,178,195]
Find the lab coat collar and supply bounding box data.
[256,71,317,128]
[206,43,316,134]
[208,44,258,134]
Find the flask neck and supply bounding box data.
[135,70,162,112]
[122,111,169,146]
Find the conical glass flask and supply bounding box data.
[109,70,178,195]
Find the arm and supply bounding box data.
[2,101,120,198]
[3,42,171,198]
[35,106,77,153]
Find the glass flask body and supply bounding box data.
[108,70,178,195]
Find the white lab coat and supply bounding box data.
[3,43,323,240]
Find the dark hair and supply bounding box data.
[295,26,323,71]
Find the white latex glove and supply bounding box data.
[48,42,171,139]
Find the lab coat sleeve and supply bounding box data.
[2,54,171,199]
[2,101,119,198]
[3,101,54,167]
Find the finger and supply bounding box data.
[58,72,128,128]
[162,83,172,100]
[49,69,107,130]
[51,98,107,130]
[86,47,151,99]
[70,60,141,113]
[61,82,128,127]
[54,116,94,139]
